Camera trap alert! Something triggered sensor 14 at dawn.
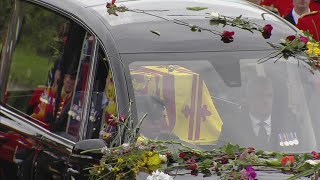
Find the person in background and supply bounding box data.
[260,0,293,17]
[284,0,311,25]
[310,0,320,11]
[296,10,320,41]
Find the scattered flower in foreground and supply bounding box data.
[261,24,273,39]
[221,31,235,43]
[281,155,295,166]
[312,151,319,159]
[241,166,257,180]
[305,159,320,166]
[147,170,173,180]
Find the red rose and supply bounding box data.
[299,36,309,44]
[312,151,319,159]
[263,24,273,34]
[179,152,187,158]
[188,163,198,170]
[262,24,273,39]
[286,35,296,41]
[221,31,235,43]
[106,0,116,7]
[281,156,295,166]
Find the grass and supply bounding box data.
[9,47,53,89]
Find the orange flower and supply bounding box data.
[281,156,295,166]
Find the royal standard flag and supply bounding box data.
[130,65,223,145]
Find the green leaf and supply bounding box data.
[150,30,161,36]
[266,159,281,166]
[287,168,315,180]
[209,19,220,26]
[186,7,208,11]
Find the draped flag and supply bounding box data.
[130,65,223,145]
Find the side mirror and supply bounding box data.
[68,139,106,178]
[72,139,106,155]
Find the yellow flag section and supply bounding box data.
[130,65,223,145]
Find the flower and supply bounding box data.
[147,170,173,180]
[119,114,125,121]
[281,156,295,166]
[188,163,198,170]
[221,31,235,43]
[179,152,187,158]
[306,42,320,57]
[299,36,309,44]
[245,166,257,180]
[305,159,320,166]
[210,11,221,20]
[262,24,273,39]
[136,135,149,145]
[159,154,167,163]
[190,170,198,176]
[106,0,116,8]
[147,153,162,166]
[286,35,296,41]
[241,166,257,180]
[312,151,319,159]
[186,159,196,164]
[101,147,111,155]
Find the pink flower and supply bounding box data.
[119,114,125,121]
[312,151,319,159]
[299,36,309,44]
[188,163,198,170]
[286,35,296,41]
[186,159,196,164]
[220,31,235,43]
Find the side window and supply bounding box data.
[4,2,94,141]
[83,46,118,140]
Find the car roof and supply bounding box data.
[31,0,297,53]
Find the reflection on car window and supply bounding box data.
[86,46,118,141]
[4,2,94,141]
[125,52,320,152]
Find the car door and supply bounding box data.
[0,0,99,179]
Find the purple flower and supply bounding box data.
[245,166,257,180]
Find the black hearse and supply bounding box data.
[0,0,318,179]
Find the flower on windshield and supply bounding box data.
[240,166,257,180]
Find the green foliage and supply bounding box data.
[186,7,208,11]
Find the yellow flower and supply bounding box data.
[147,151,154,157]
[137,160,146,167]
[118,158,124,163]
[147,153,162,166]
[306,42,320,57]
[136,135,149,145]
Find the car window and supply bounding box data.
[86,46,118,141]
[3,1,95,141]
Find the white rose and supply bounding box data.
[210,12,221,20]
[306,160,320,166]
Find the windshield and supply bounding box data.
[123,51,320,153]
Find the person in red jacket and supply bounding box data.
[310,0,320,11]
[260,0,294,17]
[296,10,320,41]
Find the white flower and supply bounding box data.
[121,143,130,150]
[101,147,111,155]
[306,160,320,166]
[210,11,221,20]
[159,155,167,163]
[146,170,173,180]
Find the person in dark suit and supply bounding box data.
[219,77,302,151]
[284,0,311,25]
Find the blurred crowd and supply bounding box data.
[247,0,320,41]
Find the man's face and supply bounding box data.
[248,82,273,120]
[63,74,76,94]
[293,0,310,9]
